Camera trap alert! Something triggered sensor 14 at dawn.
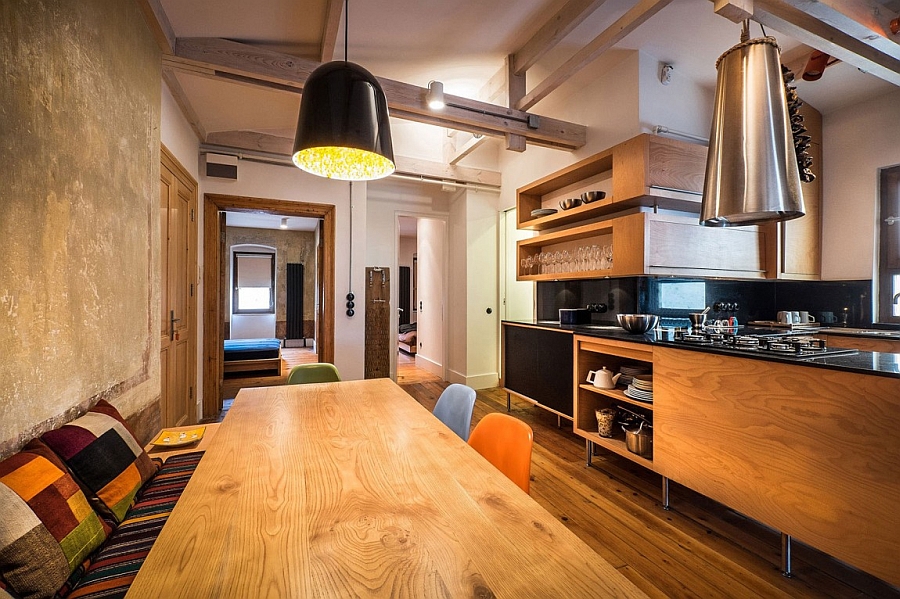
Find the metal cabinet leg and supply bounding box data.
[586,440,593,467]
[781,533,793,578]
[662,476,670,511]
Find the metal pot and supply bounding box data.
[622,421,653,459]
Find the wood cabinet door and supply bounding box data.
[160,148,197,427]
[504,325,573,417]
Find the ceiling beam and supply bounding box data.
[320,0,343,62]
[204,130,502,186]
[512,0,611,75]
[517,0,674,111]
[777,0,900,61]
[164,37,586,150]
[162,68,206,141]
[135,0,175,54]
[740,0,900,86]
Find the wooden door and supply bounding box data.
[160,147,197,427]
[365,267,390,378]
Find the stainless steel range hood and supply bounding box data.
[700,33,805,227]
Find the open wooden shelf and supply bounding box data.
[579,384,654,411]
[516,134,707,231]
[577,429,654,470]
[574,335,656,472]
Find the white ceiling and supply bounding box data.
[161,0,900,159]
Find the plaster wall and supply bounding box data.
[0,0,161,457]
[821,89,900,281]
[200,161,368,381]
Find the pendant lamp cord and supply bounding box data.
[344,0,348,61]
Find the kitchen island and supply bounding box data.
[502,320,900,588]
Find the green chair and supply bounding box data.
[286,363,342,385]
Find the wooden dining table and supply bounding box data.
[128,379,648,598]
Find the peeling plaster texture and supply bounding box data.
[225,227,317,327]
[0,0,161,457]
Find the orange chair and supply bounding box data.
[467,413,534,494]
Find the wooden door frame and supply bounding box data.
[202,194,335,418]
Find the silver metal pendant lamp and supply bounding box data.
[700,21,804,227]
[291,0,395,181]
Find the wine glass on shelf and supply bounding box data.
[561,250,571,273]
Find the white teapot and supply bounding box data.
[586,367,621,389]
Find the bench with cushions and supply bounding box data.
[0,401,204,599]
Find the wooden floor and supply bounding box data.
[215,353,900,598]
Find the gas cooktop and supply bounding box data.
[670,330,858,360]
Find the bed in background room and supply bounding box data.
[223,338,283,376]
[398,323,417,355]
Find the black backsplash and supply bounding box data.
[537,277,872,327]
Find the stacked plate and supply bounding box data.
[530,208,558,218]
[618,364,650,387]
[624,373,653,403]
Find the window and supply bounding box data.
[878,166,900,322]
[233,251,275,314]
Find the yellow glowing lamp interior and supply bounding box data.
[292,146,395,181]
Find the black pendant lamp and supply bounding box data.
[292,0,395,181]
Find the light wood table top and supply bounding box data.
[128,379,647,598]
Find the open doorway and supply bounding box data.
[393,214,448,382]
[202,194,335,419]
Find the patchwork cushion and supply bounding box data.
[41,401,158,524]
[66,452,203,599]
[0,440,107,599]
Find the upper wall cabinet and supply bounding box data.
[516,134,708,231]
[763,102,823,280]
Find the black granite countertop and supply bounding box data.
[502,320,900,378]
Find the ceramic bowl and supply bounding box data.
[559,197,582,210]
[581,190,607,204]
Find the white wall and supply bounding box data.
[160,83,200,182]
[366,180,450,377]
[463,190,500,388]
[201,161,368,380]
[497,51,643,211]
[416,217,446,376]
[637,51,714,141]
[821,89,900,281]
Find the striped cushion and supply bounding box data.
[66,452,203,599]
[41,401,158,524]
[0,440,107,599]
